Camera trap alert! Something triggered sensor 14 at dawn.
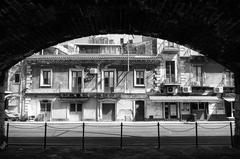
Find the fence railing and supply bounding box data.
[5,121,235,150]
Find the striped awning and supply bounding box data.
[149,96,219,103]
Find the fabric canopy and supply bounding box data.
[149,96,219,103]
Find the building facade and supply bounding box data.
[5,36,235,121]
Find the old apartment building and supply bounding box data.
[5,36,235,121]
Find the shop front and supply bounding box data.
[149,96,219,121]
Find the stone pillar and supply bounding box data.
[0,71,6,148]
[234,71,240,147]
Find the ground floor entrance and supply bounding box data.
[102,103,115,121]
[224,100,235,118]
[135,101,145,121]
[69,103,83,121]
[164,102,178,119]
[190,102,208,120]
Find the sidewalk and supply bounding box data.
[1,146,240,159]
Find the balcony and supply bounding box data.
[191,81,203,87]
[164,75,180,85]
[191,78,207,87]
[161,41,180,54]
[224,79,234,87]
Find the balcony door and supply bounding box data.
[72,71,82,93]
[192,65,202,85]
[166,61,175,83]
[104,71,114,93]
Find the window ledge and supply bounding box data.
[40,85,52,88]
[134,85,146,88]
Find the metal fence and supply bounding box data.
[5,121,235,150]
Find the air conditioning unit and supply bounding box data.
[89,68,98,74]
[182,86,192,93]
[214,87,223,93]
[191,81,200,86]
[166,86,175,94]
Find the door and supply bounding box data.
[69,103,82,121]
[166,61,175,83]
[198,103,207,120]
[104,71,114,93]
[72,71,82,93]
[225,101,231,117]
[102,103,115,121]
[165,105,170,119]
[165,103,178,119]
[191,102,207,120]
[40,101,51,121]
[135,101,145,121]
[192,65,202,85]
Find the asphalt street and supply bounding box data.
[5,121,235,148]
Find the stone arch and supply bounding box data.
[1,0,240,147]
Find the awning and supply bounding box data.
[223,97,235,102]
[149,96,219,103]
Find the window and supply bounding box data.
[40,101,51,112]
[104,71,114,92]
[225,70,234,86]
[191,103,198,110]
[182,103,190,112]
[191,102,207,110]
[70,104,75,112]
[72,71,82,92]
[14,74,20,83]
[40,69,52,87]
[69,69,84,92]
[192,65,202,82]
[134,70,145,86]
[166,61,175,83]
[70,103,82,112]
[199,103,205,110]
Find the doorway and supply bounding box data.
[40,100,51,121]
[164,102,178,119]
[71,71,82,93]
[69,103,83,121]
[190,102,208,120]
[102,103,115,121]
[104,71,114,93]
[135,101,145,121]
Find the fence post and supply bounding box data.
[44,122,47,149]
[120,122,123,149]
[230,122,233,147]
[82,122,85,151]
[195,122,198,148]
[6,123,9,149]
[157,122,160,149]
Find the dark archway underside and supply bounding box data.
[0,0,240,72]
